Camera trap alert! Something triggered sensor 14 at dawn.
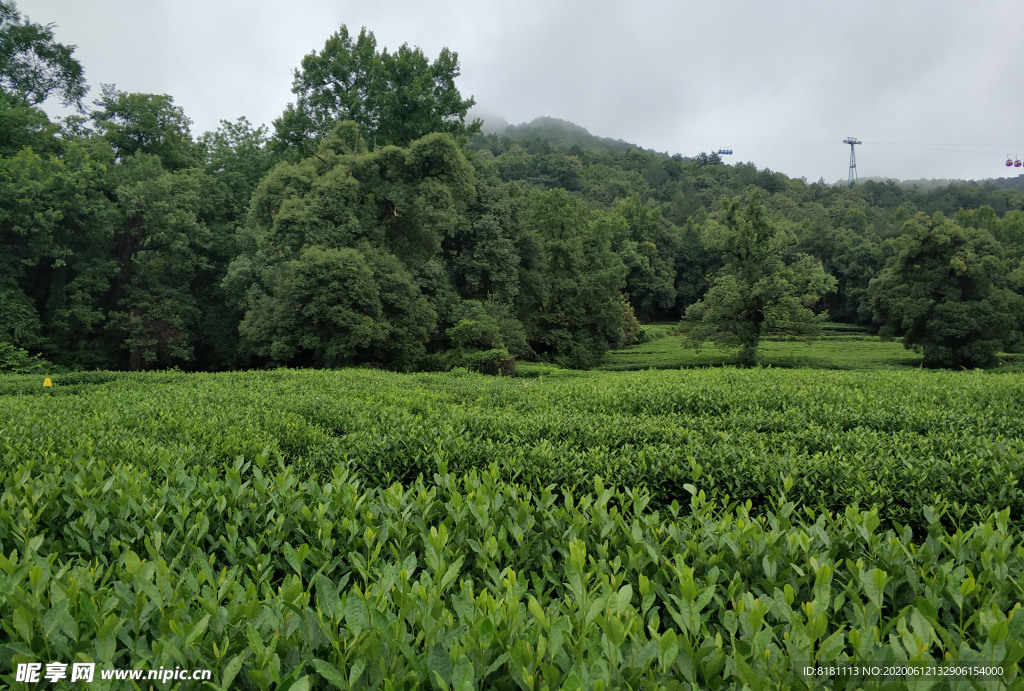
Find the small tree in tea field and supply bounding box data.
[683,191,836,366]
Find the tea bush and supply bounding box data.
[1,367,1022,688]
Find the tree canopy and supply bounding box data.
[521,189,628,368]
[0,0,87,109]
[869,212,1023,367]
[683,192,837,365]
[273,25,480,157]
[91,85,200,170]
[228,123,474,369]
[4,6,1024,374]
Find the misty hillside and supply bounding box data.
[470,116,1024,217]
[929,174,1024,192]
[857,175,1024,192]
[496,118,1024,192]
[494,117,635,154]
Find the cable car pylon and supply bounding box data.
[843,137,861,186]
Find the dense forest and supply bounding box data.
[3,6,1024,372]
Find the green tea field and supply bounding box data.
[2,365,1022,688]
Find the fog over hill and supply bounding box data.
[483,114,1024,190]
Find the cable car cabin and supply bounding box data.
[1007,156,1014,167]
[1017,158,1023,168]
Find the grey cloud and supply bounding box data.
[20,0,1024,182]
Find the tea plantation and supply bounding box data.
[1,366,1022,688]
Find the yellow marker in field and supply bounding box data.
[43,377,52,388]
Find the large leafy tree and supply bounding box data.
[273,25,479,156]
[0,1,87,109]
[521,188,628,368]
[228,122,474,369]
[444,155,524,307]
[239,243,435,369]
[684,191,836,366]
[869,212,1023,368]
[0,90,60,156]
[199,116,278,214]
[91,85,200,170]
[0,136,117,365]
[76,87,217,368]
[192,117,279,369]
[441,156,532,360]
[105,155,212,369]
[610,196,679,321]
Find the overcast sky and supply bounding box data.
[18,0,1024,184]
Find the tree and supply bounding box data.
[0,90,61,156]
[91,85,200,170]
[106,155,212,369]
[521,188,628,368]
[0,136,117,366]
[610,196,678,321]
[190,117,279,369]
[240,244,396,367]
[227,122,474,369]
[0,1,87,109]
[869,212,1023,368]
[199,116,278,213]
[443,299,521,374]
[444,155,524,307]
[273,25,479,156]
[684,191,836,366]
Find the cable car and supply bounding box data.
[1017,157,1023,168]
[1007,155,1014,167]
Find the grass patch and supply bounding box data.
[603,322,1024,371]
